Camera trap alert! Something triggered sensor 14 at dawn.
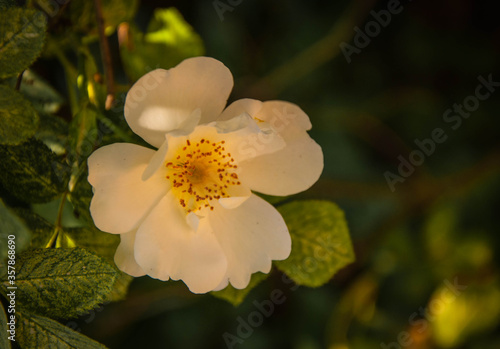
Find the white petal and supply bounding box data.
[171,108,202,136]
[209,194,291,289]
[218,196,248,210]
[88,143,168,234]
[240,131,323,196]
[124,57,233,147]
[218,182,252,209]
[212,278,229,292]
[134,192,227,294]
[254,101,312,132]
[219,99,311,132]
[239,101,323,196]
[114,231,146,277]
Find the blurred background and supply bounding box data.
[33,0,500,347]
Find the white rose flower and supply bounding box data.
[88,57,323,293]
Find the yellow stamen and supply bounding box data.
[165,138,239,212]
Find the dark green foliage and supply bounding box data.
[0,8,47,79]
[10,248,118,319]
[17,311,108,349]
[0,85,40,146]
[0,138,68,203]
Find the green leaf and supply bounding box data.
[0,8,47,79]
[105,272,133,302]
[7,248,118,319]
[0,302,11,349]
[120,8,204,81]
[0,138,68,203]
[17,310,107,349]
[0,85,40,145]
[54,226,132,303]
[63,225,132,301]
[17,207,133,302]
[275,201,355,287]
[0,200,31,260]
[211,272,269,306]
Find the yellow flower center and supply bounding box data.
[166,138,241,213]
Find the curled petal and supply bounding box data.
[254,101,312,131]
[218,98,263,121]
[88,143,168,234]
[125,57,233,147]
[213,117,286,164]
[134,192,227,293]
[210,194,291,289]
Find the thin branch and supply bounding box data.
[94,0,115,110]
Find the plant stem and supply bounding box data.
[94,0,116,110]
[46,191,68,248]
